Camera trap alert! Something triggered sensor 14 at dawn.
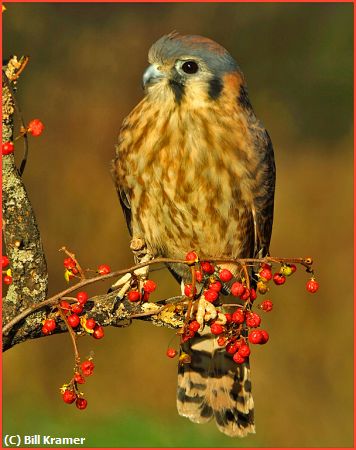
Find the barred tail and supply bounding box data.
[177,330,255,437]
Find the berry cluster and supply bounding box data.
[167,252,319,365]
[41,290,104,340]
[63,256,111,282]
[2,255,12,285]
[127,279,157,302]
[61,358,95,410]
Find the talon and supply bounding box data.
[117,280,132,300]
[110,272,132,292]
[214,312,227,325]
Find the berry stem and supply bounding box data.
[59,246,86,280]
[242,263,250,291]
[58,303,80,366]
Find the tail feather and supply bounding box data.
[177,333,213,423]
[177,328,255,437]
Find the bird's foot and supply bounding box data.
[109,237,153,299]
[193,296,227,332]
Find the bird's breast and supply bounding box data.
[118,99,259,260]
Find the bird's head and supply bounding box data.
[143,32,246,107]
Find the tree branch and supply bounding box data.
[2,56,48,349]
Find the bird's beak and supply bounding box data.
[142,64,164,89]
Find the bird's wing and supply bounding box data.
[111,151,132,236]
[251,129,276,258]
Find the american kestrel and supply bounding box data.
[112,32,275,437]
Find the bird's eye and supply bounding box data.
[181,61,199,74]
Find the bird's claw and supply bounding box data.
[195,296,217,332]
[193,297,227,332]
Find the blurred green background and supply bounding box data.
[2,2,353,448]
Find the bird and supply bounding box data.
[112,32,275,437]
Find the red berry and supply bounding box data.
[75,397,87,410]
[240,288,250,301]
[290,264,297,273]
[210,322,224,335]
[248,330,264,344]
[209,280,222,292]
[225,313,232,323]
[226,341,240,354]
[273,273,286,285]
[259,329,269,344]
[3,275,12,285]
[195,270,203,282]
[2,255,9,268]
[2,141,14,155]
[142,291,150,302]
[166,347,177,358]
[67,314,80,328]
[76,291,89,305]
[250,288,257,301]
[62,389,76,404]
[92,325,104,339]
[185,328,196,339]
[59,300,71,312]
[201,261,215,274]
[238,344,251,357]
[232,309,245,324]
[185,251,198,262]
[219,269,233,282]
[27,119,44,136]
[246,312,262,328]
[306,278,319,293]
[231,282,245,297]
[41,326,50,335]
[43,318,56,332]
[63,257,76,269]
[260,300,273,312]
[143,279,157,293]
[71,303,84,314]
[71,267,79,275]
[81,360,94,376]
[74,372,85,384]
[85,318,96,330]
[233,352,245,364]
[259,268,272,281]
[98,264,111,275]
[128,290,141,302]
[184,284,197,297]
[261,263,272,270]
[189,320,200,332]
[217,336,227,346]
[204,289,218,303]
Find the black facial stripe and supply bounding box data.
[208,77,223,100]
[169,79,185,104]
[238,85,252,109]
